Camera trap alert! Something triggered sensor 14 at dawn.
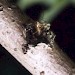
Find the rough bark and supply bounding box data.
[0,0,75,75]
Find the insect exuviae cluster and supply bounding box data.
[22,21,55,54]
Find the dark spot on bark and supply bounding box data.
[11,17,15,22]
[40,71,45,75]
[22,44,29,54]
[2,32,4,35]
[31,50,33,54]
[22,47,27,54]
[14,48,17,51]
[34,67,36,69]
[0,6,3,11]
[7,31,11,34]
[20,34,23,37]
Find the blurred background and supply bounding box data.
[0,0,75,75]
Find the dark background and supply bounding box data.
[51,5,75,62]
[0,45,31,75]
[0,1,75,75]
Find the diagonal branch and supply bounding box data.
[0,0,75,75]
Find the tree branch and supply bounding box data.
[0,0,75,75]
